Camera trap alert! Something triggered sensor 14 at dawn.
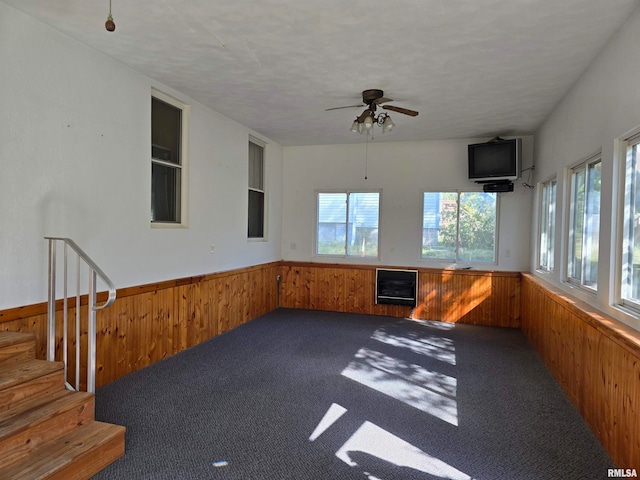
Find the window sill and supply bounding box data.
[151,222,188,229]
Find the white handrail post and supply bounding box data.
[63,243,69,388]
[75,255,81,391]
[47,239,56,362]
[87,269,97,393]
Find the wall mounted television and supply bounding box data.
[468,138,521,183]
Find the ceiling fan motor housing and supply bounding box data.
[362,89,384,104]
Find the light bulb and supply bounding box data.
[382,116,395,133]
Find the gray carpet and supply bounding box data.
[94,308,614,479]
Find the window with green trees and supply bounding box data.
[620,133,640,307]
[422,191,497,263]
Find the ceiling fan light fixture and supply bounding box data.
[341,90,418,135]
[382,115,395,133]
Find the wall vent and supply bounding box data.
[375,268,418,307]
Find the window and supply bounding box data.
[538,178,557,272]
[316,191,380,257]
[248,138,265,239]
[422,191,497,263]
[567,155,601,290]
[620,133,640,308]
[151,91,188,225]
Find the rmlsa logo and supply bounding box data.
[608,469,638,478]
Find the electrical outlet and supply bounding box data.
[210,244,215,253]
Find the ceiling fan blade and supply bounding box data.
[382,105,419,116]
[325,104,364,111]
[373,97,393,105]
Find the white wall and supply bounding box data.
[532,5,640,330]
[282,137,534,270]
[0,3,283,310]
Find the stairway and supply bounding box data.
[0,331,125,479]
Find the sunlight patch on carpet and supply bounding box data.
[371,330,456,365]
[308,403,347,441]
[341,351,458,426]
[336,421,472,480]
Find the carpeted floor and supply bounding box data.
[94,308,614,479]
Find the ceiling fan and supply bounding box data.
[326,89,419,134]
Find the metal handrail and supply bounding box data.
[45,237,116,393]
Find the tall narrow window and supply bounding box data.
[316,191,380,258]
[151,92,188,224]
[567,155,601,289]
[422,191,497,263]
[620,133,640,308]
[538,178,557,272]
[248,138,265,239]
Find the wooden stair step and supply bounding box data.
[0,421,126,480]
[0,360,65,413]
[0,388,71,423]
[0,332,36,366]
[0,359,64,391]
[0,391,95,468]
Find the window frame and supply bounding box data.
[538,176,557,273]
[421,190,499,264]
[618,131,640,312]
[565,153,601,292]
[248,136,267,240]
[314,190,381,259]
[151,89,190,228]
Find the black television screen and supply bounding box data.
[468,138,521,182]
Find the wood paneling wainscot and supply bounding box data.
[0,262,280,389]
[279,262,521,327]
[521,274,640,470]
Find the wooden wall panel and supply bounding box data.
[0,262,279,389]
[279,262,521,327]
[521,274,640,469]
[4,263,639,467]
[280,264,410,318]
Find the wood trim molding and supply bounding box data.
[279,260,521,277]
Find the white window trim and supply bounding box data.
[563,151,601,293]
[151,88,190,229]
[537,176,557,273]
[616,129,640,313]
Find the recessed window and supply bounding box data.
[316,191,380,257]
[567,155,601,290]
[248,138,265,239]
[538,178,557,272]
[422,191,497,263]
[620,133,640,308]
[151,91,188,225]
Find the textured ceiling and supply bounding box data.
[3,0,639,146]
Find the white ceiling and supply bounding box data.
[4,0,639,146]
